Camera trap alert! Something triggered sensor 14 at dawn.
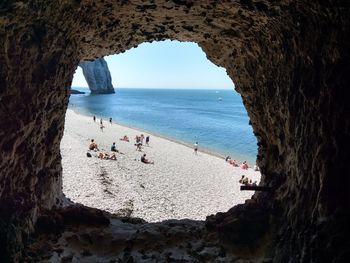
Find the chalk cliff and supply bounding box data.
[79,58,115,94]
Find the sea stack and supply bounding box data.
[79,57,115,94]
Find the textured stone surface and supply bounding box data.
[0,0,350,262]
[79,57,115,94]
[26,206,239,262]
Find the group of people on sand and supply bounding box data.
[88,134,154,164]
[225,156,239,167]
[225,156,260,171]
[88,139,119,161]
[98,152,117,160]
[134,134,150,151]
[225,157,249,169]
[92,116,114,132]
[239,175,258,186]
[90,115,155,164]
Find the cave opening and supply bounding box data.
[63,40,261,222]
[1,1,349,261]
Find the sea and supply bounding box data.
[69,88,258,164]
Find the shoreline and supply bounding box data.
[68,105,257,165]
[62,108,261,222]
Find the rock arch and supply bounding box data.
[0,1,349,261]
[78,57,115,94]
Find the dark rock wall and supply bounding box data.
[0,1,349,261]
[248,4,350,262]
[79,57,115,94]
[0,3,81,258]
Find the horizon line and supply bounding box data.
[71,86,235,90]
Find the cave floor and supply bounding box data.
[25,216,263,262]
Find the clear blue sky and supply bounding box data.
[72,40,234,89]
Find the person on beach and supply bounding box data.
[110,153,117,160]
[100,123,104,132]
[225,156,238,166]
[239,175,249,185]
[98,152,104,159]
[89,139,99,151]
[229,159,238,167]
[145,135,150,146]
[243,179,257,186]
[120,135,130,142]
[141,154,154,164]
[247,179,257,186]
[194,142,198,155]
[93,115,96,122]
[240,161,249,170]
[109,117,112,124]
[134,135,142,151]
[100,118,103,125]
[136,141,142,151]
[110,142,123,154]
[140,134,145,144]
[111,142,117,152]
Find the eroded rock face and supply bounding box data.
[26,205,235,262]
[79,57,115,94]
[0,1,349,262]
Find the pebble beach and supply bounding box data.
[61,109,261,222]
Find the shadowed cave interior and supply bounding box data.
[0,1,349,262]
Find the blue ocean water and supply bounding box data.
[69,88,257,163]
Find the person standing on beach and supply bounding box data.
[194,142,198,155]
[100,118,103,125]
[145,136,150,146]
[136,140,142,151]
[93,116,96,122]
[100,123,104,132]
[109,117,112,124]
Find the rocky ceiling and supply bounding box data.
[0,0,349,262]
